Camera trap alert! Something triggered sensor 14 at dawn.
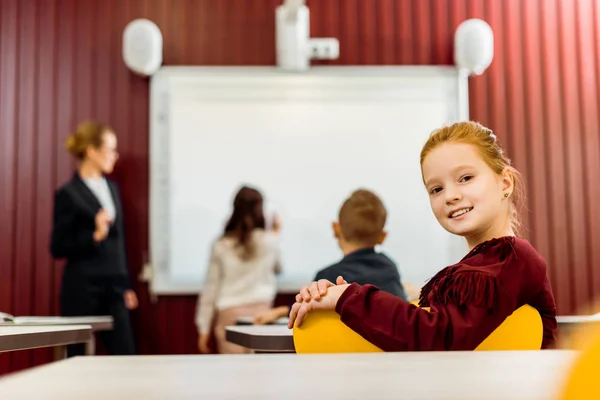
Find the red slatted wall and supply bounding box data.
[1,0,599,374]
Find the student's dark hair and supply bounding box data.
[224,186,266,259]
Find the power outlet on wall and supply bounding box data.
[307,38,340,60]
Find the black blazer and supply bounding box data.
[50,172,131,285]
[314,248,407,300]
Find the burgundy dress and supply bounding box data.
[334,236,557,351]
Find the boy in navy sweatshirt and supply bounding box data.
[254,189,407,325]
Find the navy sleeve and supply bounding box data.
[313,266,342,283]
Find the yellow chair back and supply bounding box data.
[293,310,383,353]
[558,324,600,399]
[292,304,542,353]
[475,304,542,351]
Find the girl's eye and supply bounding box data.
[429,187,442,195]
[459,175,473,183]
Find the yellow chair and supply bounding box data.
[475,304,542,351]
[558,324,600,399]
[292,305,542,353]
[293,310,383,353]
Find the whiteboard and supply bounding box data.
[149,66,469,294]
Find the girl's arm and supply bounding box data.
[254,305,290,325]
[335,278,515,351]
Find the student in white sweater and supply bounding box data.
[196,186,282,354]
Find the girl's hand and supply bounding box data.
[253,306,289,325]
[295,276,347,302]
[288,276,349,328]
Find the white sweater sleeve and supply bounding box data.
[195,244,222,334]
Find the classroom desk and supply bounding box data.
[0,325,92,360]
[235,316,289,325]
[230,314,600,352]
[225,325,295,353]
[557,314,600,325]
[9,316,113,331]
[0,316,113,357]
[556,314,600,347]
[0,350,579,399]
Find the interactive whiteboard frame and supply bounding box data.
[148,66,469,295]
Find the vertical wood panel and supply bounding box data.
[311,0,340,66]
[55,0,76,186]
[112,0,133,154]
[2,0,600,375]
[357,0,377,64]
[213,0,228,64]
[95,0,113,124]
[338,0,359,64]
[74,0,92,120]
[541,0,572,313]
[575,0,600,310]
[485,0,510,171]
[0,0,18,374]
[260,0,278,65]
[592,0,600,298]
[32,0,57,367]
[502,0,525,233]
[465,0,488,126]
[164,0,185,65]
[519,0,552,285]
[413,0,432,65]
[192,0,210,66]
[52,0,76,329]
[240,0,260,66]
[376,0,396,65]
[557,0,590,309]
[12,0,37,372]
[14,0,36,317]
[431,0,452,65]
[395,0,414,64]
[229,0,246,65]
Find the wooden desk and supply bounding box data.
[557,314,600,348]
[0,325,92,360]
[557,314,600,325]
[230,314,600,352]
[235,316,288,325]
[0,316,113,356]
[10,316,113,332]
[0,350,579,399]
[225,325,295,353]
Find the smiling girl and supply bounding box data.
[288,121,558,351]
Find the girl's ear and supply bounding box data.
[501,167,515,194]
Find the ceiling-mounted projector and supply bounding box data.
[275,0,340,72]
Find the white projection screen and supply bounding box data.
[149,66,469,294]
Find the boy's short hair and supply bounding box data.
[338,189,387,246]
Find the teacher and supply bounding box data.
[50,121,138,357]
